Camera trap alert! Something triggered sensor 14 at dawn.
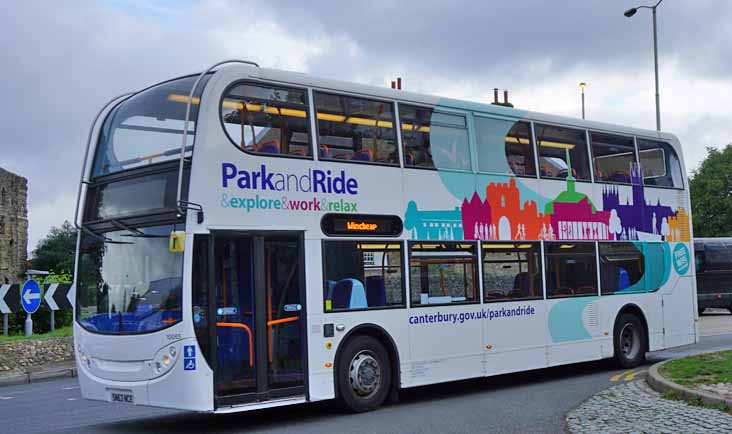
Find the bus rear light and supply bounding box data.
[325,362,333,368]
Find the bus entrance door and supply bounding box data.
[212,232,306,406]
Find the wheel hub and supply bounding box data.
[620,323,640,359]
[349,351,381,397]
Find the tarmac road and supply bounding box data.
[1,314,731,434]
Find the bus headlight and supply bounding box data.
[77,344,92,369]
[153,344,179,375]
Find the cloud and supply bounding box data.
[1,0,730,254]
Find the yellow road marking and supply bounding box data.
[625,370,647,381]
[610,370,634,382]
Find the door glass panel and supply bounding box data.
[192,235,213,369]
[214,237,256,396]
[264,238,305,389]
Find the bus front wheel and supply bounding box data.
[613,313,647,369]
[337,335,392,413]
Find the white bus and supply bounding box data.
[73,60,698,413]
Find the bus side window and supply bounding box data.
[482,242,542,302]
[314,93,398,165]
[322,241,404,311]
[544,242,598,298]
[535,123,590,181]
[598,242,645,294]
[475,117,536,177]
[409,242,478,306]
[590,132,636,184]
[400,105,435,169]
[221,82,312,158]
[637,138,684,189]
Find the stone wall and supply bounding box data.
[0,336,73,372]
[0,167,28,284]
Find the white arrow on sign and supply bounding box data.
[67,284,75,309]
[23,289,40,305]
[0,284,10,314]
[44,283,59,311]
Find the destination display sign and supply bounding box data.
[321,213,403,237]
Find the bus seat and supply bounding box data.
[319,144,330,158]
[332,278,367,309]
[601,263,619,293]
[325,279,336,302]
[508,288,527,299]
[258,140,281,154]
[352,149,374,161]
[289,148,306,156]
[365,275,387,307]
[610,171,630,183]
[617,267,630,290]
[513,272,530,291]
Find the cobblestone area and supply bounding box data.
[567,380,732,434]
[0,336,72,371]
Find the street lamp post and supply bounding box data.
[579,82,587,119]
[624,0,664,131]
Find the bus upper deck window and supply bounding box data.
[637,138,683,189]
[475,117,536,177]
[221,83,312,158]
[92,75,210,177]
[400,105,435,169]
[535,124,590,181]
[315,92,397,165]
[590,132,637,184]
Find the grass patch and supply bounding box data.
[662,390,680,400]
[0,326,72,343]
[660,351,732,386]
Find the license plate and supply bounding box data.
[108,389,134,404]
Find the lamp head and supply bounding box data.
[579,82,587,89]
[624,7,638,17]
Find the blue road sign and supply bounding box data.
[21,280,42,314]
[183,345,196,371]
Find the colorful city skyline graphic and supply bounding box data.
[404,164,690,242]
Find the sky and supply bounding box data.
[1,0,731,254]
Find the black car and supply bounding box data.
[695,238,732,314]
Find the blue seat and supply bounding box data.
[365,275,387,307]
[258,140,280,154]
[325,280,336,302]
[352,149,373,161]
[617,267,630,290]
[331,278,367,309]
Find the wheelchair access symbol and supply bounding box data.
[183,345,196,371]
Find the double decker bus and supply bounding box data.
[73,60,698,413]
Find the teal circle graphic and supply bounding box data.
[672,243,690,275]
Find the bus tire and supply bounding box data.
[613,313,647,369]
[336,335,392,413]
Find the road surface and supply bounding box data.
[2,314,731,434]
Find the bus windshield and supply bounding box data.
[91,75,209,177]
[76,225,183,334]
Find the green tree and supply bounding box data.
[690,144,732,237]
[31,221,77,274]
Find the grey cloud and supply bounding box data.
[1,0,730,251]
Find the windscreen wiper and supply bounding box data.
[110,219,146,237]
[80,225,133,245]
[110,220,168,239]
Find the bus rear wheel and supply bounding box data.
[613,313,647,369]
[337,335,392,413]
